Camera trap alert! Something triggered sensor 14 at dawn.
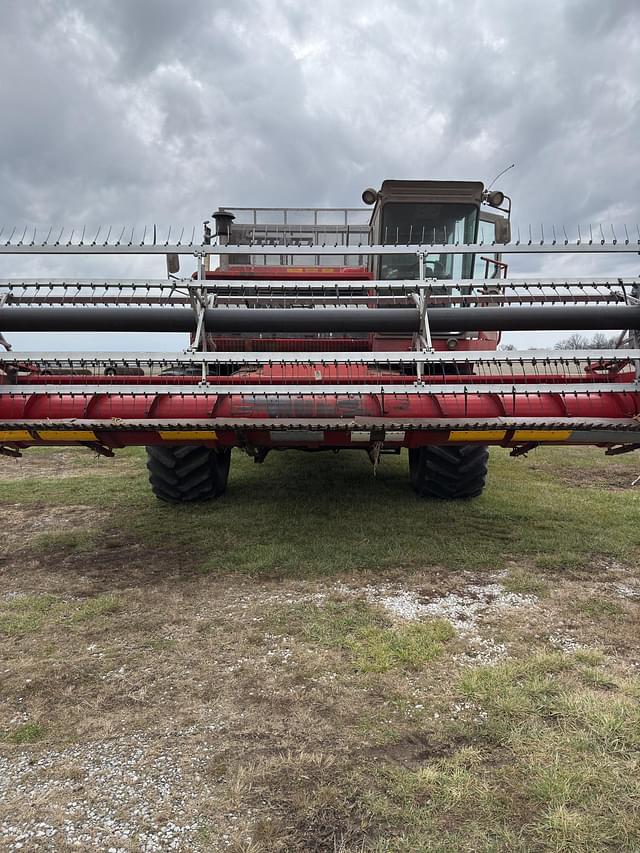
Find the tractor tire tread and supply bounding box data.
[145,445,231,503]
[409,445,488,499]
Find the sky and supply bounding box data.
[1,0,639,350]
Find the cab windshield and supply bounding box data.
[380,202,478,280]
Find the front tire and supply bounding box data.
[145,445,231,503]
[409,445,488,499]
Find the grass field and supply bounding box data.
[1,445,639,851]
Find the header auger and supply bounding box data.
[1,179,640,502]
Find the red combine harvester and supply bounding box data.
[1,179,639,502]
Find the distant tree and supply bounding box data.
[590,332,618,349]
[554,333,617,349]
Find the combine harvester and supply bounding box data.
[1,179,639,502]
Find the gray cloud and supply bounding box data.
[1,0,639,349]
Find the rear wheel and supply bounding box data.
[145,445,231,503]
[408,445,488,499]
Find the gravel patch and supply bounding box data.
[612,581,640,601]
[548,633,587,653]
[371,583,537,631]
[359,579,538,666]
[0,730,223,852]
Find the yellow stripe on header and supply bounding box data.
[159,431,217,441]
[38,430,97,441]
[449,430,506,442]
[0,430,32,442]
[512,430,572,442]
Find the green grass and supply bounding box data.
[358,654,640,852]
[250,646,640,850]
[0,592,121,636]
[3,446,640,579]
[575,597,625,618]
[502,568,549,596]
[275,599,454,672]
[29,529,99,554]
[0,594,59,636]
[4,723,46,744]
[572,648,605,666]
[348,621,454,672]
[73,594,120,621]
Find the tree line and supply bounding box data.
[500,333,620,351]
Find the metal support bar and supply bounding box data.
[1,241,640,256]
[1,382,636,395]
[2,417,639,431]
[2,349,639,366]
[2,304,640,334]
[0,292,11,351]
[188,254,208,365]
[417,252,434,351]
[2,276,638,292]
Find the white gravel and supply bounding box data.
[354,578,539,665]
[0,730,224,851]
[548,633,587,652]
[371,583,537,631]
[612,581,640,601]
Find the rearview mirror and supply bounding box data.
[166,254,180,276]
[494,218,511,245]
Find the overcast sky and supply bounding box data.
[2,0,639,350]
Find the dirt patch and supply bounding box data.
[370,731,465,768]
[0,501,201,597]
[0,503,107,553]
[0,448,135,482]
[1,535,199,596]
[526,461,640,491]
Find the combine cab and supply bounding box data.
[1,179,639,503]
